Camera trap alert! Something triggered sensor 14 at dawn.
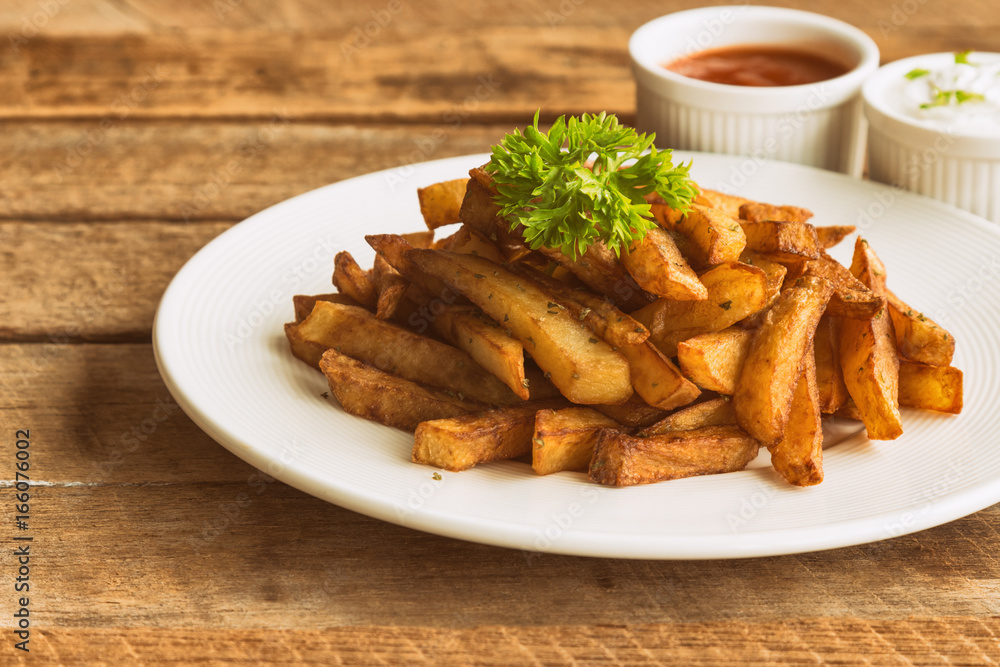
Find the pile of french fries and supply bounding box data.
[285,167,963,487]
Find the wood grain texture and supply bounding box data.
[0,2,994,122]
[0,122,503,221]
[6,619,1000,664]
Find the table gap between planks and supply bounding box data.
[1,0,998,663]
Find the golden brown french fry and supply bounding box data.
[631,262,770,357]
[815,225,856,249]
[532,407,619,475]
[506,263,649,348]
[406,249,634,405]
[592,395,668,429]
[814,314,848,414]
[638,397,737,436]
[739,220,820,262]
[288,300,521,406]
[738,201,813,224]
[537,241,652,311]
[695,189,750,219]
[447,224,506,263]
[293,292,358,323]
[459,174,532,262]
[676,327,753,394]
[621,226,708,300]
[660,203,747,266]
[794,250,883,319]
[588,426,759,486]
[319,349,484,432]
[733,275,835,446]
[740,251,788,299]
[412,400,567,471]
[886,292,955,366]
[841,237,903,439]
[371,254,409,320]
[617,341,702,410]
[768,348,823,487]
[332,251,378,310]
[898,360,963,414]
[417,178,468,230]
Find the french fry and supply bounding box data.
[593,395,668,429]
[676,327,753,394]
[738,201,813,224]
[287,300,521,406]
[840,238,902,440]
[815,225,856,249]
[588,426,759,486]
[739,220,819,262]
[886,292,955,366]
[459,174,532,262]
[631,262,770,356]
[417,178,468,229]
[412,400,567,471]
[733,275,834,446]
[814,314,848,414]
[621,226,708,300]
[793,250,884,319]
[768,348,823,486]
[332,251,378,310]
[406,249,634,405]
[638,397,737,436]
[898,360,963,414]
[695,189,750,219]
[537,241,653,311]
[319,349,484,432]
[293,292,358,323]
[660,203,747,266]
[617,341,702,410]
[447,224,506,263]
[372,254,409,320]
[532,407,619,475]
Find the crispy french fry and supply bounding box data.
[739,220,820,262]
[887,292,955,366]
[588,426,759,486]
[532,407,619,475]
[293,292,358,323]
[661,203,747,266]
[738,201,813,224]
[319,349,484,432]
[287,300,521,406]
[638,397,737,436]
[417,178,468,229]
[593,395,668,429]
[621,226,708,300]
[794,250,883,319]
[537,241,653,311]
[768,348,823,486]
[814,314,848,414]
[447,224,506,263]
[332,251,378,310]
[898,360,963,414]
[733,275,834,446]
[412,400,567,471]
[406,249,634,405]
[617,341,702,410]
[632,262,770,357]
[695,189,750,219]
[372,254,409,320]
[676,327,753,394]
[459,174,531,262]
[815,225,856,249]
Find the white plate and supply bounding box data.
[154,152,1000,559]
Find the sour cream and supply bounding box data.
[896,52,1000,136]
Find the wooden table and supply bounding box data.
[3,1,999,663]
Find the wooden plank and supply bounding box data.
[11,619,1000,664]
[0,17,995,122]
[0,122,504,221]
[2,222,232,340]
[0,479,998,629]
[0,344,257,484]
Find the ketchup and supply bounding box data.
[665,45,850,87]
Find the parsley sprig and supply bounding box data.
[485,111,697,258]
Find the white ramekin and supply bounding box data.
[864,52,1000,224]
[629,6,880,177]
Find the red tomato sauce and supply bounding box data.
[665,45,850,87]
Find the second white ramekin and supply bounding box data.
[629,6,880,177]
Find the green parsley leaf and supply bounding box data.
[954,50,973,65]
[905,68,931,80]
[485,110,697,258]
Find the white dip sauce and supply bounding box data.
[900,52,1000,136]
